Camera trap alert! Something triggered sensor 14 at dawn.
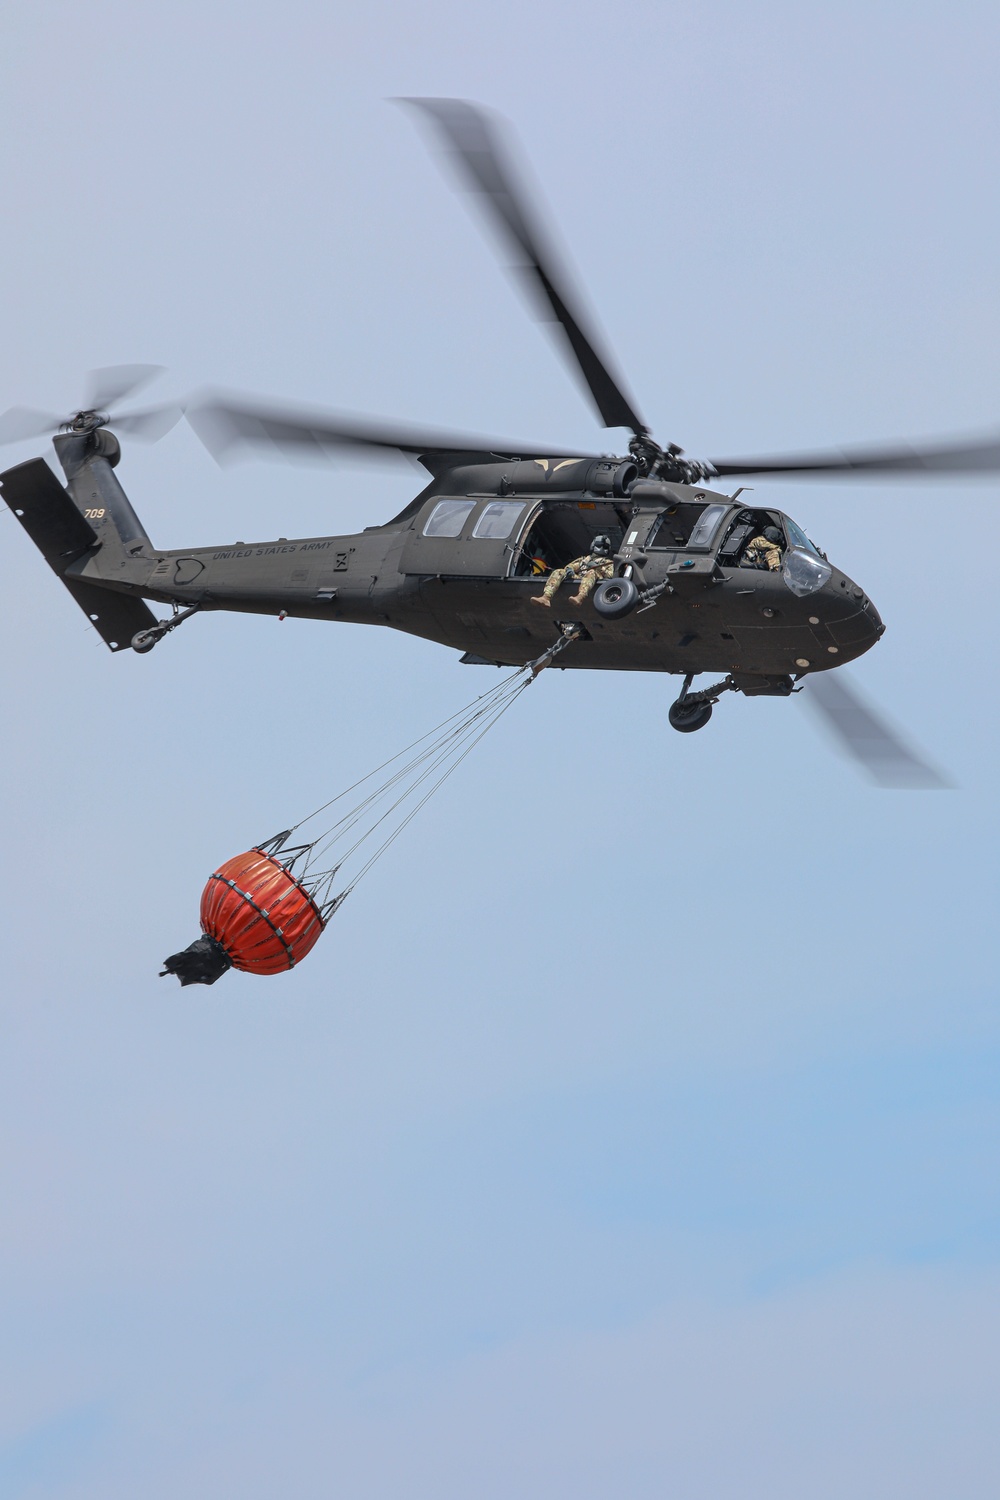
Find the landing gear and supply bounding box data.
[668,672,734,734]
[131,602,201,654]
[667,671,801,734]
[668,697,713,733]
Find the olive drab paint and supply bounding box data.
[0,440,884,688]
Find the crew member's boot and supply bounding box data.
[530,594,552,607]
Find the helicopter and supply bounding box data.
[4,98,999,783]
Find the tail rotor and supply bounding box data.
[0,365,183,448]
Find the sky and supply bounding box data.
[1,1,999,1496]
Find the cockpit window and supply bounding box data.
[423,499,475,538]
[472,500,526,540]
[783,518,821,556]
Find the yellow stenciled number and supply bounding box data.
[84,508,106,520]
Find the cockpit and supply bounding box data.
[634,500,821,569]
[511,496,833,597]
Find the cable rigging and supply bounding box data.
[162,631,579,986]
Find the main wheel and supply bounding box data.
[668,698,713,733]
[593,576,639,619]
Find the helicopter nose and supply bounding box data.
[817,578,884,664]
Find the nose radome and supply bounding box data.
[865,596,885,637]
[822,578,884,663]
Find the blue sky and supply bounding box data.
[1,1,999,1495]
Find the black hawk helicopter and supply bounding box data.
[4,99,999,784]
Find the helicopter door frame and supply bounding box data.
[399,496,536,577]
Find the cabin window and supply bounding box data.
[423,499,475,538]
[472,500,526,540]
[687,503,728,549]
[648,502,727,550]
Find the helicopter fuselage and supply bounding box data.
[34,435,883,684]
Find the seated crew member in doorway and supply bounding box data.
[744,526,785,571]
[530,534,615,608]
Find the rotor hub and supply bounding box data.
[628,433,715,485]
[66,410,108,435]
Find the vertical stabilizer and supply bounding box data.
[1,455,158,651]
[53,428,151,554]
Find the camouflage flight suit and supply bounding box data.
[744,535,783,571]
[539,552,615,602]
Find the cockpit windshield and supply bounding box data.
[783,517,822,556]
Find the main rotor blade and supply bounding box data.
[400,98,647,437]
[804,672,950,789]
[84,364,165,412]
[709,430,1000,479]
[0,407,62,445]
[187,395,593,476]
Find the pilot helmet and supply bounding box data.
[590,534,612,556]
[762,526,783,545]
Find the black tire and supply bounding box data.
[131,629,158,654]
[593,576,640,619]
[668,699,713,733]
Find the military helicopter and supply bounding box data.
[3,99,999,784]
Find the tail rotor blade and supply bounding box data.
[400,98,647,437]
[804,672,950,789]
[0,368,177,448]
[109,404,185,441]
[84,364,165,412]
[0,407,63,445]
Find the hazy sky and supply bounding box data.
[2,2,999,1496]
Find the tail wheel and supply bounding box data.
[668,699,713,733]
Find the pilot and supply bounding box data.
[530,534,615,608]
[744,525,785,571]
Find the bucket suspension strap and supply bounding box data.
[276,668,533,913]
[256,645,581,918]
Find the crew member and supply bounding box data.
[744,525,784,571]
[530,534,615,608]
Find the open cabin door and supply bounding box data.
[400,496,534,577]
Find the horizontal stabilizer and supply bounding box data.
[1,457,97,562]
[61,577,158,652]
[1,456,157,651]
